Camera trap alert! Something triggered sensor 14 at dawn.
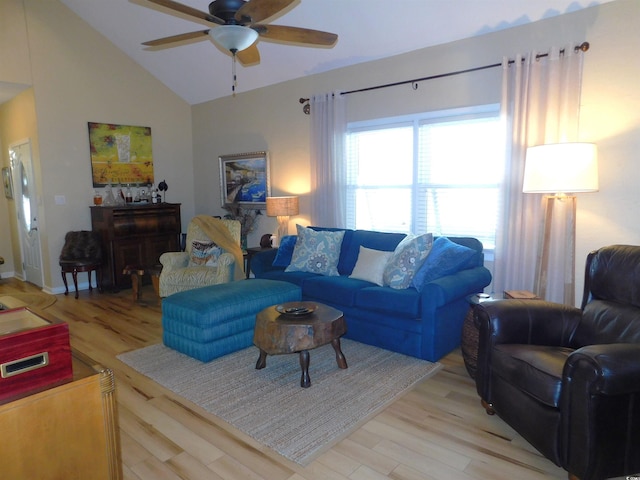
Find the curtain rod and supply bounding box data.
[299,42,590,113]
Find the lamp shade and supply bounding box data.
[209,25,258,52]
[523,142,599,194]
[266,196,299,217]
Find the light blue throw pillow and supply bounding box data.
[285,225,345,276]
[383,233,434,289]
[411,236,477,291]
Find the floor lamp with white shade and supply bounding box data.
[523,143,599,304]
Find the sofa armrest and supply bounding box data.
[561,343,640,479]
[564,343,640,396]
[251,248,283,277]
[421,266,492,307]
[160,252,189,271]
[475,300,582,347]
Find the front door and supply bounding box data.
[9,140,43,287]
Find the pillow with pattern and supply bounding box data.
[188,240,221,267]
[285,225,345,276]
[383,233,434,289]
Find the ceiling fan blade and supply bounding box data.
[237,43,261,65]
[145,0,224,25]
[254,25,338,46]
[235,0,296,23]
[142,30,210,47]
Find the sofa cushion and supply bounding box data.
[303,275,372,307]
[349,246,394,286]
[492,344,573,408]
[286,225,345,276]
[383,233,434,289]
[355,286,421,318]
[258,269,318,287]
[411,236,477,291]
[272,235,297,267]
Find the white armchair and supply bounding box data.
[159,218,242,297]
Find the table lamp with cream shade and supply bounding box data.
[523,142,598,304]
[266,196,299,245]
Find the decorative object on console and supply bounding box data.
[259,233,272,248]
[222,202,261,250]
[523,142,598,304]
[266,196,299,242]
[219,151,270,207]
[158,179,168,202]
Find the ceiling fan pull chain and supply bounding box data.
[231,51,238,96]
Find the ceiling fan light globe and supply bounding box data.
[209,25,258,52]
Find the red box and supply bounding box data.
[0,307,72,404]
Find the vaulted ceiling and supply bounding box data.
[13,1,617,105]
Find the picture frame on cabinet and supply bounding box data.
[219,151,270,207]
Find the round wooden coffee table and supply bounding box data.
[253,301,347,388]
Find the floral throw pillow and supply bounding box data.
[285,225,345,276]
[383,233,434,289]
[188,240,221,267]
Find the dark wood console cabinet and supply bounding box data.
[90,203,181,290]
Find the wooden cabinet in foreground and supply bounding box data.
[0,352,122,480]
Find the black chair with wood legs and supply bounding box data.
[59,230,103,299]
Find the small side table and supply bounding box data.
[462,294,496,379]
[244,246,274,278]
[122,264,162,302]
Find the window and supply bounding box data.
[345,105,503,250]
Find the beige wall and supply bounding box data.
[192,0,640,303]
[0,0,194,291]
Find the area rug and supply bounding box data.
[117,338,441,465]
[0,293,57,310]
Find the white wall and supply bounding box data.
[192,0,640,304]
[0,0,195,291]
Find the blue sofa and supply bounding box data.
[251,228,492,362]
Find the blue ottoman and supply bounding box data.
[162,279,301,362]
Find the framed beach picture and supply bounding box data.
[219,151,270,207]
[2,167,13,199]
[88,122,154,187]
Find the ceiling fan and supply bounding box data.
[141,0,338,66]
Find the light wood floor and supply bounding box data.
[0,278,567,480]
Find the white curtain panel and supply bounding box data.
[309,92,347,228]
[493,47,584,304]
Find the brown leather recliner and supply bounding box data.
[475,245,640,480]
